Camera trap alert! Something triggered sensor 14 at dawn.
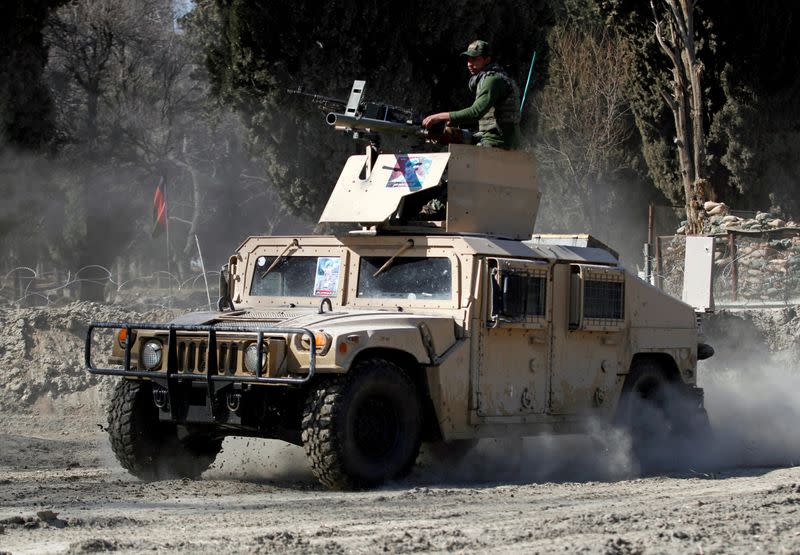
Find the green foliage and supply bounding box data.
[7,0,800,299]
[704,2,800,217]
[0,1,65,278]
[198,0,552,220]
[601,0,800,216]
[0,0,64,151]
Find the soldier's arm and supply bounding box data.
[448,76,508,125]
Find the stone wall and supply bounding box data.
[659,205,800,304]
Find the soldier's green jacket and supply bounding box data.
[449,73,521,150]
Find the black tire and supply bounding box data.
[617,361,711,471]
[302,358,423,490]
[107,380,222,481]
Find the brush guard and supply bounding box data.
[86,322,318,424]
[86,321,316,385]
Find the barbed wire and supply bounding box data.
[0,265,220,309]
[656,234,800,306]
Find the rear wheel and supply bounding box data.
[302,358,423,490]
[107,380,222,481]
[617,361,711,471]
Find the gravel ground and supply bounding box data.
[1,432,800,554]
[2,303,800,554]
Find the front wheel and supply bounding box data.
[302,359,423,490]
[107,380,222,481]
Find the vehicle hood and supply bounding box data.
[171,307,458,359]
[216,306,455,330]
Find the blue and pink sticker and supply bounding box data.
[386,156,433,190]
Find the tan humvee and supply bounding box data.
[87,144,712,489]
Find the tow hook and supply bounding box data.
[152,386,169,409]
[226,392,242,413]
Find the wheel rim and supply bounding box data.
[353,395,400,460]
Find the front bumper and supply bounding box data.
[87,321,317,425]
[86,321,317,385]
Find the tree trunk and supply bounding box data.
[652,0,709,235]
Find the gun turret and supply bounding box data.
[290,80,473,147]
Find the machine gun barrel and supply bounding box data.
[326,112,474,146]
[299,81,474,146]
[325,112,423,137]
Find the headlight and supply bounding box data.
[141,340,163,370]
[244,343,267,374]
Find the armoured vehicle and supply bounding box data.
[87,142,713,489]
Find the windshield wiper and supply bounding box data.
[260,238,299,278]
[373,239,414,278]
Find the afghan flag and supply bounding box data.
[152,183,167,237]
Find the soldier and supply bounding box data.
[422,40,522,150]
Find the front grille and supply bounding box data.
[175,338,240,375]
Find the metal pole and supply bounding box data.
[643,203,656,284]
[519,50,537,115]
[729,232,738,302]
[194,234,212,311]
[655,236,663,289]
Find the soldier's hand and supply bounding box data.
[422,112,450,128]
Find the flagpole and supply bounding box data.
[194,234,212,311]
[163,175,172,307]
[520,50,537,116]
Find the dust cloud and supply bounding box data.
[411,314,800,486]
[700,353,800,469]
[534,172,666,271]
[198,345,800,487]
[207,437,313,483]
[435,357,800,486]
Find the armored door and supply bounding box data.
[549,264,625,415]
[476,259,551,417]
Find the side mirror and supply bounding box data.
[217,263,234,311]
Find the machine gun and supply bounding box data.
[288,80,473,148]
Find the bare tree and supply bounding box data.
[534,27,637,236]
[40,0,293,298]
[651,0,709,234]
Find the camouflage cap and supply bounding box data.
[461,40,491,57]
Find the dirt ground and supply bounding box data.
[2,303,800,554]
[2,429,800,555]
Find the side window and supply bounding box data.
[570,264,625,330]
[497,272,546,319]
[583,279,624,319]
[489,259,549,327]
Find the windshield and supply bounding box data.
[250,256,341,297]
[357,257,451,300]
